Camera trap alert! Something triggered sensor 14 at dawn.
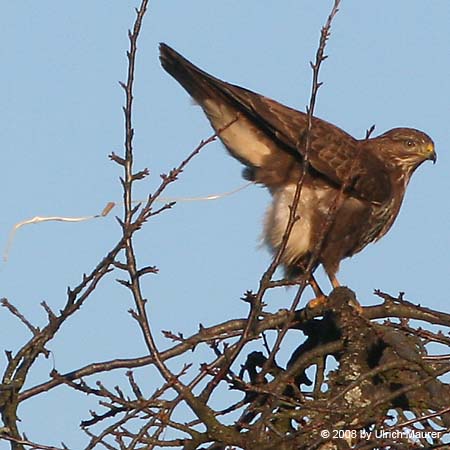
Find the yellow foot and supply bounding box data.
[307,295,328,309]
[307,291,364,314]
[347,296,364,314]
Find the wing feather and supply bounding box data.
[160,44,391,203]
[215,86,391,203]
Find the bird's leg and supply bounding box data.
[309,274,324,297]
[329,274,340,289]
[307,274,328,308]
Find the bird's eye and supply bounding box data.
[405,139,416,147]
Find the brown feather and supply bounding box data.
[159,43,436,281]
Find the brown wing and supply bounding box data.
[160,43,391,203]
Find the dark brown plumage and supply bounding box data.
[159,43,436,285]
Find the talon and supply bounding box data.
[308,295,328,309]
[348,297,364,314]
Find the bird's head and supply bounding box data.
[374,128,436,173]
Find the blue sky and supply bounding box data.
[0,1,449,447]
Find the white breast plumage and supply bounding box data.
[264,184,332,265]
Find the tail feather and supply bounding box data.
[159,43,284,169]
[159,43,226,105]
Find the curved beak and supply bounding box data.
[426,143,437,164]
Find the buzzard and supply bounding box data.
[159,44,436,290]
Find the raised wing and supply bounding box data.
[160,43,391,204]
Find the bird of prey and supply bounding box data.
[159,43,436,291]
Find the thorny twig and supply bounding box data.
[2,2,449,450]
[199,0,343,408]
[260,0,342,381]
